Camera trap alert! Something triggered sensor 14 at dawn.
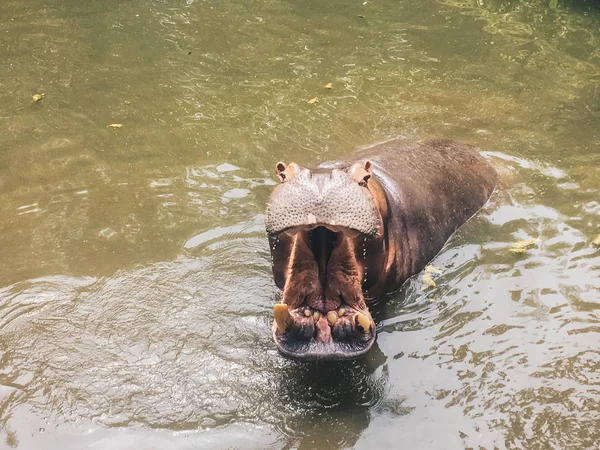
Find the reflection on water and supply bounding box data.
[0,246,390,449]
[0,0,599,448]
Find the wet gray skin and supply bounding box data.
[1,0,600,448]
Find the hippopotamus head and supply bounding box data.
[265,160,384,361]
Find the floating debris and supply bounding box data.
[32,93,44,102]
[425,265,442,274]
[508,238,538,253]
[307,97,318,104]
[421,265,442,291]
[422,273,436,289]
[593,234,600,247]
[108,123,123,129]
[325,82,333,89]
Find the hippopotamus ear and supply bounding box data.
[275,162,299,183]
[275,162,287,182]
[275,162,291,183]
[349,160,372,186]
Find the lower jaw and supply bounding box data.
[272,308,377,361]
[273,331,377,361]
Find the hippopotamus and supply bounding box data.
[265,139,497,361]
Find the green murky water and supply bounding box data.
[1,0,599,448]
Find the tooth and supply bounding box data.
[338,308,346,317]
[304,309,312,317]
[356,313,371,332]
[313,311,320,322]
[273,304,292,333]
[326,311,338,326]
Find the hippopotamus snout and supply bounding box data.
[265,162,381,237]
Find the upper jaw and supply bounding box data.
[265,181,381,237]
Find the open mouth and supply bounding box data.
[272,225,376,361]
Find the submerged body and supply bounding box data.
[266,139,497,361]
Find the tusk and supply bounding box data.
[326,311,338,326]
[355,313,371,333]
[274,304,292,333]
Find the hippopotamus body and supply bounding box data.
[265,139,497,361]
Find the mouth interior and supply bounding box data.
[311,226,336,295]
[273,225,376,361]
